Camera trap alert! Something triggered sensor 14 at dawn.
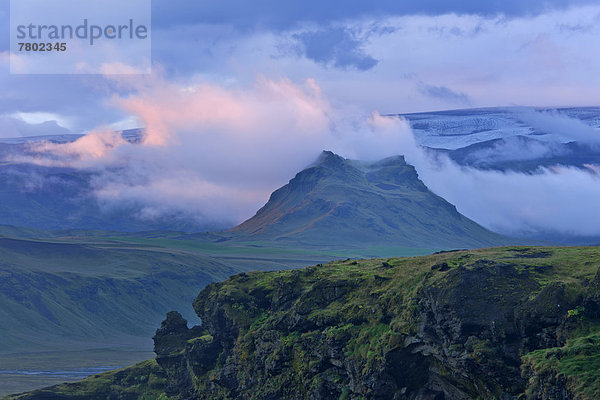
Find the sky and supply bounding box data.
[1,0,600,134]
[1,0,600,236]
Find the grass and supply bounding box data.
[188,246,600,398]
[523,332,600,399]
[4,360,167,400]
[0,376,81,399]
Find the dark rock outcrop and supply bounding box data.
[151,248,600,400]
[154,311,216,398]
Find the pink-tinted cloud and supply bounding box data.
[28,129,126,161]
[112,75,330,147]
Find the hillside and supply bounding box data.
[0,162,224,232]
[10,246,600,399]
[427,135,600,173]
[0,236,239,354]
[230,151,510,249]
[0,129,222,232]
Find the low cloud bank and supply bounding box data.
[518,108,600,146]
[391,111,600,237]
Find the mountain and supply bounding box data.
[10,246,600,399]
[0,129,225,232]
[230,151,511,249]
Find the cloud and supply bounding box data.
[291,27,379,71]
[419,158,600,237]
[150,0,599,31]
[331,112,415,161]
[2,5,600,134]
[4,73,600,238]
[0,71,130,134]
[93,173,269,224]
[458,135,569,165]
[209,6,600,115]
[385,118,600,237]
[27,128,125,163]
[517,108,600,145]
[417,83,471,105]
[113,75,331,147]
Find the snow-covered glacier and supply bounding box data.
[397,106,600,150]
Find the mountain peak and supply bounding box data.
[230,151,509,249]
[369,154,408,167]
[312,150,346,167]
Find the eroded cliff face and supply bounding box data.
[153,247,600,400]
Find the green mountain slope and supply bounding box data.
[231,151,511,249]
[11,246,600,399]
[0,162,225,232]
[0,236,239,353]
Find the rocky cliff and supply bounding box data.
[7,246,600,399]
[151,246,600,400]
